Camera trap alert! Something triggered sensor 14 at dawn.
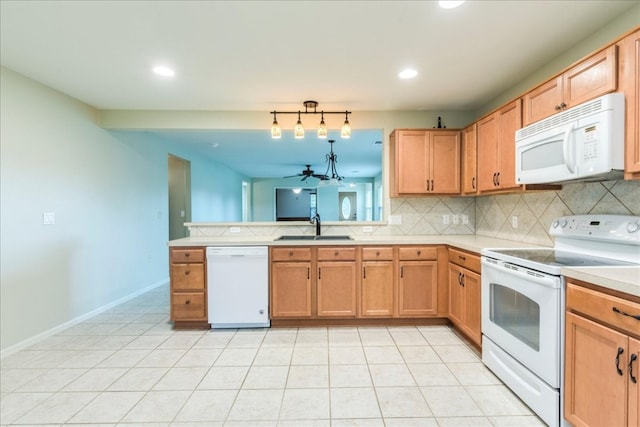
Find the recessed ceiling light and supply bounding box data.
[152,66,175,77]
[439,1,465,9]
[399,69,418,79]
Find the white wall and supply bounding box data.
[0,67,170,351]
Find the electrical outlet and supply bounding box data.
[462,215,469,225]
[512,216,518,229]
[229,227,241,233]
[452,215,459,225]
[388,215,402,225]
[443,215,449,225]
[362,226,373,232]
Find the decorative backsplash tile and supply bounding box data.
[188,180,638,244]
[476,180,640,246]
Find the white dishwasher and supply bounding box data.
[206,246,270,328]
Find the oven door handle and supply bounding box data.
[481,259,560,289]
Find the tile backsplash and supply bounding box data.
[188,180,639,244]
[476,180,640,246]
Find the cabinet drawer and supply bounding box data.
[171,263,205,291]
[398,246,437,261]
[172,292,206,320]
[362,247,394,261]
[317,247,357,261]
[448,248,480,273]
[171,248,205,263]
[271,247,312,261]
[566,282,640,337]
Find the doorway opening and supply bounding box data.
[168,154,191,240]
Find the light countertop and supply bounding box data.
[169,234,639,299]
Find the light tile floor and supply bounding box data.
[0,285,545,426]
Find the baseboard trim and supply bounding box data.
[0,278,168,359]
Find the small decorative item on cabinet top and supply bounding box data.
[434,116,446,128]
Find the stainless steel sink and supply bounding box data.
[314,235,352,240]
[275,235,352,241]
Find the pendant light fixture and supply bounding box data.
[341,112,352,139]
[271,112,282,139]
[317,112,328,138]
[269,101,352,140]
[294,112,304,139]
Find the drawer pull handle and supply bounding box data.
[612,306,640,320]
[417,250,421,256]
[335,251,339,256]
[363,267,366,279]
[376,251,380,256]
[458,255,466,261]
[185,300,191,305]
[616,347,625,376]
[185,253,190,257]
[630,354,638,384]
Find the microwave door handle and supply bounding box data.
[562,123,576,173]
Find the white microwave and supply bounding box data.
[515,92,625,184]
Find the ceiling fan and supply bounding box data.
[283,164,328,181]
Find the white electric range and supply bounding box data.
[481,214,640,427]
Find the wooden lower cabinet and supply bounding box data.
[361,247,395,317]
[398,261,438,316]
[170,247,208,327]
[270,247,312,318]
[447,248,481,347]
[564,281,640,427]
[317,261,357,317]
[361,260,395,317]
[271,261,312,318]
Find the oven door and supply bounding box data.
[481,257,562,387]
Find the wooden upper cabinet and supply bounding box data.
[461,123,478,195]
[390,129,460,195]
[620,29,640,179]
[477,99,522,193]
[523,45,617,126]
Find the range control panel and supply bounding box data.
[550,215,640,244]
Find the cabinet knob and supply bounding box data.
[335,251,339,256]
[376,251,380,256]
[555,104,562,111]
[185,253,190,258]
[184,270,190,275]
[417,250,421,256]
[289,251,294,256]
[185,299,191,305]
[560,102,567,109]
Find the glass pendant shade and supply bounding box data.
[271,118,282,139]
[317,116,328,138]
[294,114,304,139]
[341,117,352,139]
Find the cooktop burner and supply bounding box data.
[488,248,637,267]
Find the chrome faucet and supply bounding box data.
[311,212,321,236]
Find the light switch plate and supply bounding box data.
[43,212,55,225]
[229,227,241,233]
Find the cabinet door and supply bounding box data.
[317,261,357,317]
[630,337,640,427]
[398,261,437,316]
[496,99,522,190]
[430,131,461,193]
[461,269,481,347]
[522,76,563,126]
[564,45,617,109]
[622,30,640,178]
[395,130,429,194]
[477,113,499,192]
[448,264,464,327]
[564,312,627,427]
[271,262,312,318]
[461,124,478,194]
[361,261,395,317]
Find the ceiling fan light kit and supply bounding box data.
[270,101,351,140]
[284,139,344,185]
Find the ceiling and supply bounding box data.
[1,0,637,178]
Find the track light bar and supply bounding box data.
[270,101,352,139]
